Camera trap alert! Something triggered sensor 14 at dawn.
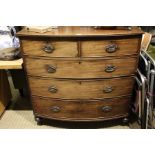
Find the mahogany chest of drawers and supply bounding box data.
[17,26,143,125]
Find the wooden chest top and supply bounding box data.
[17,26,143,38]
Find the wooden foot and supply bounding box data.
[122,117,129,125]
[35,117,42,125]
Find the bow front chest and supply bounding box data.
[17,27,143,125]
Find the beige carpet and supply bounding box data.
[0,110,55,129]
[0,110,129,129]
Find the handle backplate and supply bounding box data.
[105,65,116,73]
[51,106,61,112]
[43,44,55,53]
[102,106,112,112]
[46,65,56,73]
[103,86,113,93]
[48,86,58,93]
[105,43,118,53]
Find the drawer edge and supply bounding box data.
[31,94,132,101]
[34,113,129,122]
[31,94,133,101]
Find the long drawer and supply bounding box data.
[21,38,140,58]
[25,57,138,78]
[28,77,135,99]
[32,96,131,121]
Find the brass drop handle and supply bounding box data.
[105,43,118,53]
[43,44,55,53]
[51,106,61,112]
[102,106,112,112]
[46,65,56,73]
[105,65,116,73]
[103,86,113,93]
[48,86,58,93]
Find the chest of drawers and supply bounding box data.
[17,26,143,125]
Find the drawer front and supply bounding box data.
[29,77,135,99]
[81,38,140,57]
[25,57,138,78]
[21,40,78,57]
[32,96,130,120]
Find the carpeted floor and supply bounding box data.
[0,110,55,129]
[0,110,130,129]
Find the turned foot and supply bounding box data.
[35,117,42,125]
[122,117,129,125]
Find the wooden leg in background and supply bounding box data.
[19,88,24,97]
[0,70,12,118]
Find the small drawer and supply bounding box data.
[21,40,78,57]
[25,56,138,78]
[81,38,140,57]
[28,77,135,99]
[32,96,131,121]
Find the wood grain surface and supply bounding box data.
[21,40,78,57]
[81,38,140,57]
[32,96,131,121]
[0,58,23,69]
[17,26,143,38]
[28,77,135,99]
[24,56,138,78]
